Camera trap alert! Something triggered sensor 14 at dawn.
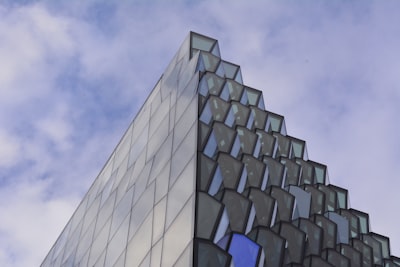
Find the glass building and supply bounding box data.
[41,32,400,267]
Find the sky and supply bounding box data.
[0,1,400,266]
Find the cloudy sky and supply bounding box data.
[1,1,400,266]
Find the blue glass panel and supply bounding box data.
[228,234,261,267]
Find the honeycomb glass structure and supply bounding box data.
[42,32,400,267]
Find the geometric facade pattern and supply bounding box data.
[41,32,400,267]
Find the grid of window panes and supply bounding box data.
[41,33,201,267]
[42,32,400,267]
[193,33,400,267]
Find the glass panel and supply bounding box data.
[166,157,195,228]
[263,156,284,187]
[191,32,216,52]
[247,188,276,227]
[150,239,163,267]
[221,79,243,102]
[196,192,224,239]
[273,132,291,158]
[251,107,267,130]
[338,209,359,238]
[329,185,347,209]
[243,154,267,188]
[217,153,243,191]
[129,182,155,240]
[249,227,285,267]
[104,214,130,267]
[256,130,275,156]
[170,126,196,187]
[290,138,305,159]
[317,185,337,211]
[339,244,362,267]
[173,98,197,153]
[213,122,236,153]
[221,61,238,79]
[325,212,349,244]
[269,186,295,222]
[274,222,306,264]
[370,233,390,259]
[237,127,257,155]
[280,158,300,186]
[313,215,337,249]
[241,87,260,106]
[228,233,261,267]
[195,239,231,267]
[352,239,373,267]
[198,121,211,150]
[199,51,220,72]
[162,195,194,266]
[230,102,250,126]
[110,185,135,238]
[222,190,251,233]
[362,234,383,265]
[294,219,323,256]
[296,159,314,185]
[289,186,311,219]
[266,113,283,132]
[303,185,325,215]
[152,196,167,245]
[324,249,350,267]
[125,212,153,266]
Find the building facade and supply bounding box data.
[41,32,400,267]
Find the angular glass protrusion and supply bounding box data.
[220,79,244,102]
[243,154,268,190]
[221,189,253,233]
[196,192,225,240]
[190,32,218,58]
[328,185,348,209]
[321,248,350,267]
[325,212,349,244]
[337,244,362,267]
[280,158,300,186]
[369,233,390,260]
[221,61,239,79]
[350,209,370,234]
[217,233,264,267]
[303,185,325,215]
[267,186,295,222]
[197,51,221,73]
[338,209,360,238]
[202,73,225,96]
[266,112,284,133]
[362,234,384,265]
[313,214,337,249]
[248,227,285,267]
[273,132,291,158]
[241,87,262,107]
[237,127,258,156]
[245,188,276,227]
[217,152,246,192]
[194,239,232,267]
[272,222,306,264]
[200,96,230,124]
[317,185,337,211]
[352,239,373,267]
[296,159,315,185]
[292,218,323,256]
[256,130,276,157]
[289,186,311,219]
[263,156,285,187]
